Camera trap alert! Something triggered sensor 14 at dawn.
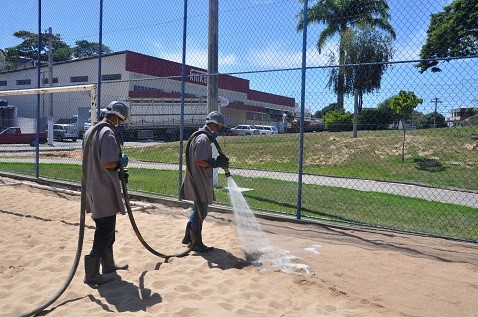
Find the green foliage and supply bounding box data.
[389,90,423,119]
[4,30,112,67]
[72,40,112,59]
[416,112,447,128]
[417,0,478,73]
[314,103,337,118]
[358,108,395,130]
[323,109,353,131]
[5,30,71,63]
[328,27,394,112]
[389,90,423,162]
[297,0,395,109]
[466,115,478,125]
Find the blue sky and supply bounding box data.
[2,0,476,116]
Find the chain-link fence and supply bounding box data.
[0,0,477,241]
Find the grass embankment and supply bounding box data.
[127,127,478,191]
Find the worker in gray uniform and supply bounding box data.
[82,101,130,285]
[180,111,229,252]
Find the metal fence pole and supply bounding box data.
[35,0,42,178]
[178,0,188,199]
[97,0,104,117]
[296,0,309,219]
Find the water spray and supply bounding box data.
[224,167,273,267]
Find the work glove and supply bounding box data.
[117,154,128,168]
[215,154,229,168]
[208,154,229,168]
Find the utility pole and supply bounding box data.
[207,0,218,113]
[430,97,442,128]
[208,0,220,187]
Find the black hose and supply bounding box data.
[122,129,226,259]
[17,127,226,316]
[15,121,110,317]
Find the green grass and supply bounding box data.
[1,162,476,241]
[126,126,478,191]
[1,127,476,240]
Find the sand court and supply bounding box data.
[0,176,477,317]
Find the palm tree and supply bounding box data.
[298,0,396,109]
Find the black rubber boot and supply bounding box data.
[181,222,192,245]
[189,229,214,253]
[84,255,115,285]
[100,247,129,274]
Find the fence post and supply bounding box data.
[353,88,358,138]
[178,0,189,199]
[296,0,309,220]
[35,0,42,178]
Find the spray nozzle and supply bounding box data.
[224,168,231,178]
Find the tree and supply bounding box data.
[72,40,112,59]
[297,0,396,109]
[389,91,423,162]
[416,112,447,128]
[323,109,353,131]
[328,27,394,113]
[377,97,401,125]
[417,0,478,73]
[4,30,71,63]
[4,30,113,69]
[314,103,337,118]
[358,108,395,130]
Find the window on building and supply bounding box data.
[246,112,265,121]
[0,81,7,86]
[70,76,88,83]
[16,79,31,85]
[42,78,58,84]
[101,74,121,81]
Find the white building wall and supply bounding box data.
[1,52,293,126]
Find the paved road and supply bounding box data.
[0,151,476,208]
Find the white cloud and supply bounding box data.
[152,39,237,70]
[247,40,338,69]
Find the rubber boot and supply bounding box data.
[189,229,214,253]
[181,222,191,245]
[100,247,129,274]
[84,255,115,285]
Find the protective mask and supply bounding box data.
[212,131,219,139]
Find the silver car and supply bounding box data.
[253,125,278,135]
[232,125,260,135]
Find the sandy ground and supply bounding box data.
[0,176,477,317]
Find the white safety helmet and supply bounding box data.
[206,111,225,127]
[106,101,130,123]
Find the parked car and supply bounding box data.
[53,124,78,142]
[253,125,278,135]
[232,125,260,136]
